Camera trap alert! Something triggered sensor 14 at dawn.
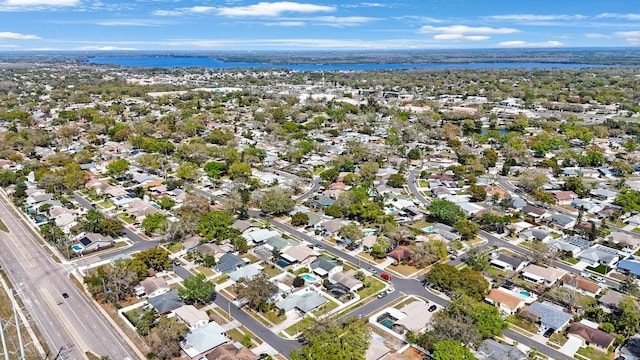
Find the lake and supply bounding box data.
[87,56,606,71]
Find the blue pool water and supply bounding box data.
[277,259,290,268]
[301,273,318,282]
[520,291,531,297]
[72,244,83,251]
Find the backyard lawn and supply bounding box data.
[357,278,386,299]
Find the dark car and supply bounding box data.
[62,292,69,299]
[428,304,437,312]
[543,328,555,338]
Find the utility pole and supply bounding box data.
[11,292,25,360]
[0,317,9,360]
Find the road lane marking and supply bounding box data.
[39,287,90,354]
[5,226,38,268]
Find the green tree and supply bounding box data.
[97,218,124,237]
[259,189,295,215]
[387,173,407,188]
[228,161,252,181]
[141,213,168,235]
[467,185,487,202]
[197,211,236,242]
[107,158,129,178]
[133,247,171,271]
[203,161,227,179]
[481,148,498,168]
[320,167,339,184]
[291,320,370,360]
[292,276,305,287]
[428,199,465,226]
[325,204,344,218]
[291,212,309,227]
[156,197,176,210]
[407,147,421,160]
[234,273,278,311]
[147,317,188,360]
[359,161,379,183]
[433,339,477,360]
[562,177,589,198]
[83,208,105,233]
[175,161,200,181]
[178,273,216,305]
[453,219,479,240]
[338,223,364,241]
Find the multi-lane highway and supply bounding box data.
[0,192,135,360]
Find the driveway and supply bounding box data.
[559,336,582,357]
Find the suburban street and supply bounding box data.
[0,193,135,360]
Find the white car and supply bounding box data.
[386,288,395,295]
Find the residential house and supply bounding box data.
[549,213,576,229]
[229,263,263,282]
[276,290,328,314]
[554,191,578,205]
[216,253,245,274]
[330,269,364,292]
[485,288,525,315]
[78,233,115,253]
[232,219,258,233]
[204,343,256,360]
[567,322,615,351]
[548,236,591,256]
[197,243,229,262]
[522,205,548,219]
[590,188,618,202]
[598,290,625,313]
[617,259,640,278]
[139,276,170,298]
[489,253,529,272]
[387,246,413,264]
[310,195,336,208]
[174,305,209,330]
[147,290,185,315]
[577,245,621,268]
[520,264,567,287]
[242,229,280,244]
[281,246,319,266]
[393,301,433,333]
[561,274,602,297]
[609,231,640,251]
[309,256,343,278]
[320,219,347,235]
[361,235,377,251]
[520,301,572,333]
[180,321,229,359]
[476,339,527,360]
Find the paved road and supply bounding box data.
[406,170,578,359]
[0,194,135,360]
[72,192,159,261]
[295,177,321,202]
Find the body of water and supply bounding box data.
[87,56,606,71]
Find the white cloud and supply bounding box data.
[96,20,167,26]
[76,46,137,50]
[264,21,304,26]
[419,25,518,41]
[3,0,78,5]
[189,6,216,14]
[434,34,489,41]
[313,16,377,27]
[497,40,563,47]
[216,2,334,17]
[585,33,610,39]
[0,31,39,40]
[596,13,640,20]
[162,37,439,49]
[614,31,640,44]
[487,14,586,21]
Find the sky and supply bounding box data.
[0,0,640,51]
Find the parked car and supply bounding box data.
[543,328,555,338]
[386,288,395,294]
[428,304,437,312]
[377,292,388,299]
[381,273,391,281]
[358,313,365,319]
[367,267,377,274]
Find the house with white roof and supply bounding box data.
[520,264,567,287]
[180,321,229,359]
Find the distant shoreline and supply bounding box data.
[85,56,612,71]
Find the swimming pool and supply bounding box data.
[380,319,394,329]
[72,244,83,252]
[301,273,318,283]
[520,290,531,297]
[277,259,290,268]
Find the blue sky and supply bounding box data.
[0,0,639,51]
